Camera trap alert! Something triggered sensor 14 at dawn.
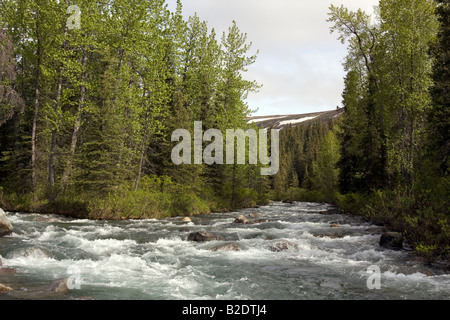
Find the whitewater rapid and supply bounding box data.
[0,202,449,300]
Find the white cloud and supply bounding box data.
[167,0,379,116]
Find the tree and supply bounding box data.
[379,0,439,189]
[429,0,450,175]
[215,21,260,208]
[0,30,25,126]
[310,127,340,198]
[328,4,388,192]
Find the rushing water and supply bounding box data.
[0,202,449,300]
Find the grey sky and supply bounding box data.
[166,0,379,116]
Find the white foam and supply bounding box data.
[77,238,137,256]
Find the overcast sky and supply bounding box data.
[166,0,379,117]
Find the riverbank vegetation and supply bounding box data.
[0,0,448,260]
[272,0,449,261]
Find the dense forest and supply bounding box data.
[273,0,449,260]
[0,0,448,260]
[0,0,270,218]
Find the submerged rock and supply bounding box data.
[40,278,70,294]
[6,278,70,300]
[245,233,274,240]
[254,219,269,224]
[380,232,403,250]
[234,215,268,225]
[210,243,240,252]
[187,232,224,242]
[31,215,62,223]
[0,208,13,237]
[325,207,340,215]
[7,246,53,260]
[267,241,298,252]
[0,267,16,275]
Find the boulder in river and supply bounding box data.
[0,283,13,293]
[181,217,192,222]
[0,208,13,237]
[249,212,260,218]
[234,215,251,224]
[234,215,268,225]
[187,231,224,242]
[380,232,403,250]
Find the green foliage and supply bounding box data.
[0,0,266,218]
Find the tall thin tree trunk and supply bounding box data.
[48,75,63,202]
[134,106,150,192]
[31,11,41,200]
[61,48,88,190]
[49,31,68,202]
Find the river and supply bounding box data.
[0,202,449,300]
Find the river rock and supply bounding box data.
[380,232,403,250]
[7,246,53,260]
[267,241,298,252]
[245,233,274,240]
[234,215,252,224]
[32,215,62,223]
[211,243,240,252]
[7,278,70,300]
[187,231,224,242]
[0,283,13,293]
[255,219,269,224]
[249,212,260,218]
[40,278,70,294]
[327,207,340,215]
[330,224,339,228]
[0,208,13,237]
[181,217,192,222]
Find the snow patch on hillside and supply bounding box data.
[278,116,318,126]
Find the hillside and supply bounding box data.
[247,108,344,130]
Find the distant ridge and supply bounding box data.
[246,108,344,130]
